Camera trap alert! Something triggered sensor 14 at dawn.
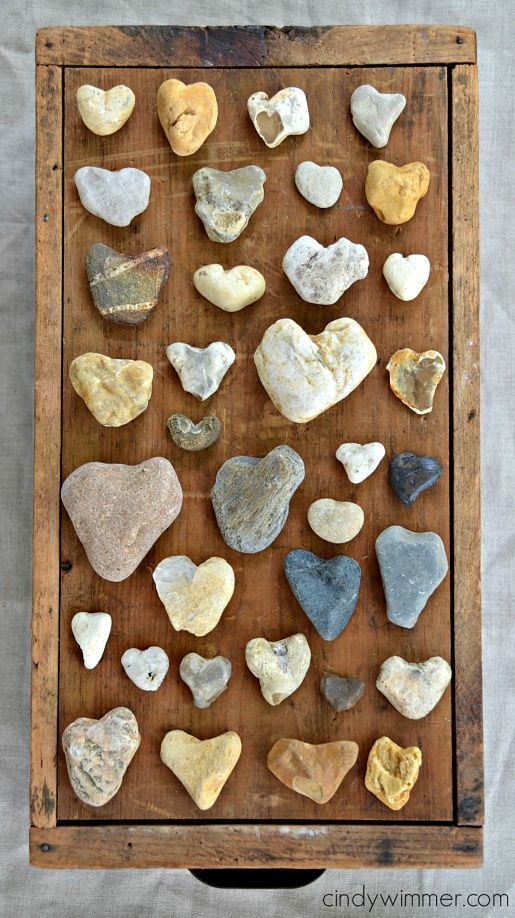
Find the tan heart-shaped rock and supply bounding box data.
[160,730,241,810]
[245,634,311,705]
[268,738,359,803]
[152,556,235,636]
[387,348,446,415]
[62,707,140,806]
[76,84,135,136]
[365,161,430,224]
[365,736,422,810]
[69,353,153,427]
[157,79,218,156]
[376,655,452,719]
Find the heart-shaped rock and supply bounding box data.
[247,87,309,147]
[167,413,221,451]
[157,78,218,155]
[75,166,151,227]
[166,341,235,401]
[254,317,377,424]
[85,243,171,326]
[389,451,443,505]
[376,655,452,720]
[350,84,406,148]
[62,707,140,807]
[160,730,242,810]
[71,611,112,669]
[76,84,135,136]
[245,633,311,705]
[308,499,364,544]
[193,165,266,243]
[267,738,358,804]
[283,235,368,304]
[211,445,304,553]
[365,736,422,810]
[193,264,266,312]
[366,161,430,225]
[284,549,361,641]
[121,646,169,692]
[383,253,430,301]
[375,525,448,629]
[336,442,385,484]
[294,161,343,208]
[152,556,234,636]
[179,653,232,708]
[320,674,365,712]
[387,348,446,415]
[69,353,153,427]
[61,457,182,582]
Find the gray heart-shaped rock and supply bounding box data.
[320,674,365,712]
[284,549,361,640]
[283,235,368,305]
[350,84,406,148]
[376,656,452,719]
[193,165,266,243]
[62,707,140,806]
[179,653,232,708]
[294,161,343,208]
[375,525,448,628]
[166,342,235,401]
[167,413,221,451]
[389,451,442,505]
[86,243,171,325]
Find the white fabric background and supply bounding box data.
[1,1,513,916]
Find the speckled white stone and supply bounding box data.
[121,646,169,691]
[383,253,431,301]
[336,442,386,484]
[295,161,343,208]
[74,166,150,227]
[283,235,368,305]
[350,84,406,148]
[166,341,235,400]
[71,611,112,669]
[247,87,309,147]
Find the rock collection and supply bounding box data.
[77,84,135,136]
[247,87,309,147]
[62,707,140,806]
[179,653,232,708]
[283,235,368,304]
[376,655,452,719]
[387,348,446,414]
[351,84,406,147]
[153,556,234,636]
[167,413,221,451]
[69,353,153,427]
[166,341,235,401]
[160,730,242,810]
[193,263,266,312]
[284,549,361,640]
[71,611,112,669]
[365,736,422,810]
[193,165,266,242]
[294,161,343,208]
[75,166,151,227]
[375,525,448,629]
[389,451,442,505]
[157,79,218,155]
[267,738,359,803]
[245,634,311,705]
[365,160,430,225]
[85,243,171,325]
[121,647,169,692]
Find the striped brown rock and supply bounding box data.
[85,243,171,325]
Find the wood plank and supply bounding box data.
[35,25,476,67]
[452,65,483,826]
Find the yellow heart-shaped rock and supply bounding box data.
[157,79,218,156]
[76,84,135,136]
[160,730,242,810]
[365,736,422,810]
[387,347,446,415]
[365,161,430,225]
[69,353,153,427]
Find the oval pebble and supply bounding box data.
[307,499,364,544]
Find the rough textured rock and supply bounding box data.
[160,730,241,810]
[387,348,446,415]
[247,87,309,147]
[76,84,135,136]
[389,451,443,505]
[245,634,311,705]
[193,166,266,243]
[166,341,235,401]
[376,655,452,720]
[62,707,140,807]
[153,556,234,636]
[375,525,448,629]
[365,736,422,810]
[267,738,358,803]
[85,243,171,326]
[61,457,183,582]
[383,253,430,301]
[157,78,217,155]
[294,161,343,208]
[167,413,221,451]
[71,611,112,669]
[284,549,361,641]
[179,653,232,708]
[193,263,266,312]
[74,166,151,227]
[254,317,377,424]
[320,674,365,712]
[336,442,385,484]
[308,499,364,544]
[211,445,304,553]
[121,646,169,691]
[283,235,368,304]
[69,353,153,427]
[365,161,430,225]
[350,84,406,147]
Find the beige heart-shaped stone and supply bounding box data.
[76,84,135,136]
[268,738,359,803]
[365,736,422,810]
[157,79,218,156]
[160,730,242,810]
[193,264,266,312]
[62,707,140,806]
[152,556,235,636]
[387,348,446,415]
[245,634,311,705]
[69,353,153,427]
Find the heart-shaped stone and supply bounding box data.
[74,166,151,227]
[121,646,169,691]
[245,633,311,705]
[193,165,266,243]
[336,442,385,484]
[193,264,266,312]
[267,738,358,804]
[61,458,182,582]
[71,611,111,669]
[308,499,364,544]
[152,556,234,636]
[294,161,343,208]
[366,160,430,225]
[283,235,368,304]
[320,674,365,712]
[167,413,221,451]
[62,707,140,807]
[254,317,377,424]
[76,84,135,136]
[179,653,232,708]
[389,451,443,505]
[211,445,304,553]
[383,253,430,301]
[376,655,452,720]
[387,348,446,415]
[365,736,422,810]
[69,353,153,427]
[157,78,218,156]
[375,525,448,629]
[166,341,235,401]
[284,549,361,641]
[350,84,406,148]
[86,243,171,326]
[160,730,242,810]
[247,87,309,147]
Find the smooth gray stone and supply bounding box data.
[375,525,448,629]
[320,674,365,712]
[179,653,232,708]
[192,165,266,243]
[284,549,361,640]
[350,84,406,148]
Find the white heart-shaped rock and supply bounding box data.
[245,634,311,705]
[295,161,343,208]
[247,87,309,147]
[74,166,151,227]
[336,442,385,483]
[350,84,406,148]
[193,264,266,312]
[166,341,235,400]
[283,235,368,304]
[376,655,452,719]
[383,253,430,301]
[76,84,135,136]
[121,646,169,691]
[153,556,235,636]
[71,611,112,669]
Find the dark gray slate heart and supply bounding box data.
[320,673,365,711]
[375,525,448,629]
[284,548,361,640]
[389,451,442,505]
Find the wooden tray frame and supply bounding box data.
[31,24,481,869]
